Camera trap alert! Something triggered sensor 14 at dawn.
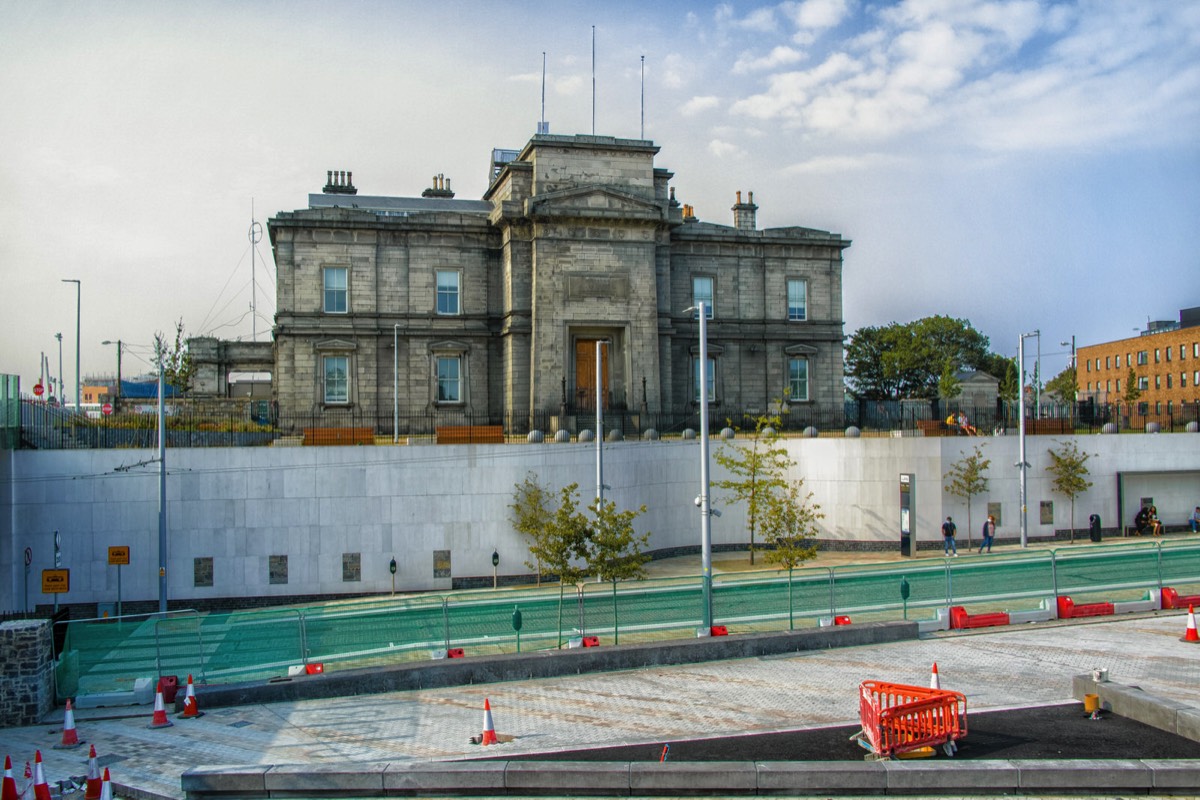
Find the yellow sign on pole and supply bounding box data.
[42,569,70,594]
[108,546,130,566]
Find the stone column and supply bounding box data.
[0,620,55,727]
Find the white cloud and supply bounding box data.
[660,53,689,90]
[708,139,745,158]
[781,0,852,32]
[784,152,899,174]
[681,96,721,116]
[714,2,777,32]
[554,75,584,95]
[733,45,805,74]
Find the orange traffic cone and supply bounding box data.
[84,745,102,800]
[1183,605,1199,643]
[930,662,941,690]
[31,751,51,800]
[54,698,84,749]
[99,767,113,800]
[178,674,203,718]
[148,680,174,728]
[481,698,498,745]
[1,756,17,800]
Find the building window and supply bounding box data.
[1195,343,1200,358]
[1168,400,1173,414]
[324,267,348,313]
[1194,369,1199,385]
[1166,347,1172,362]
[1167,374,1173,389]
[436,270,460,315]
[1115,354,1122,368]
[342,552,361,582]
[1086,381,1092,392]
[1095,358,1101,371]
[1155,401,1162,414]
[692,276,714,319]
[323,356,349,404]
[1155,375,1161,389]
[437,355,461,402]
[1085,361,1091,373]
[693,356,716,402]
[1182,372,1188,388]
[194,557,213,588]
[787,279,808,321]
[1137,351,1148,365]
[1115,379,1121,393]
[1105,380,1111,393]
[1138,376,1149,391]
[1154,348,1161,363]
[269,555,288,585]
[1137,402,1148,416]
[788,357,810,401]
[1181,345,1187,360]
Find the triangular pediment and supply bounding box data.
[313,338,357,352]
[528,186,664,222]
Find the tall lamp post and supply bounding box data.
[595,339,609,503]
[102,339,124,405]
[393,324,400,444]
[1060,336,1076,419]
[55,333,63,404]
[684,301,715,630]
[62,279,80,411]
[1017,330,1040,549]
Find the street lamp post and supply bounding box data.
[684,302,714,631]
[1060,335,1076,420]
[393,324,400,444]
[1017,330,1040,549]
[595,339,610,504]
[62,279,80,411]
[55,333,63,404]
[102,340,123,405]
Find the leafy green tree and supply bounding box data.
[845,316,995,400]
[540,483,591,646]
[938,358,962,400]
[510,472,553,585]
[998,360,1019,404]
[1122,367,1141,405]
[761,481,821,629]
[943,444,990,548]
[714,413,792,565]
[1046,440,1093,542]
[585,498,650,644]
[155,319,195,395]
[1045,365,1077,403]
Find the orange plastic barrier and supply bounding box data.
[949,607,1011,629]
[1162,587,1200,610]
[857,681,967,759]
[1056,596,1114,619]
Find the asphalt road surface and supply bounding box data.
[501,703,1200,762]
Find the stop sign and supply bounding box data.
[33,383,44,396]
[102,402,113,415]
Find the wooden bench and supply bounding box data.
[1024,419,1073,435]
[302,427,375,446]
[435,425,505,444]
[916,420,952,437]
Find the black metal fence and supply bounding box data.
[16,397,1200,450]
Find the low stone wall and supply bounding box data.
[0,619,54,727]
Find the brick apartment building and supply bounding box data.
[1077,307,1200,420]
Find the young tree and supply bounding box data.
[760,481,821,629]
[1046,440,1093,542]
[938,358,962,400]
[998,360,1019,405]
[541,483,592,647]
[943,444,990,548]
[1045,364,1077,403]
[510,472,553,585]
[585,498,650,644]
[714,413,792,565]
[155,318,195,395]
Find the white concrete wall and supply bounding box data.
[3,432,1198,611]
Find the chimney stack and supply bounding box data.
[322,169,358,195]
[421,173,456,199]
[732,190,757,231]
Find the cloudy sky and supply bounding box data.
[2,0,1197,398]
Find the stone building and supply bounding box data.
[267,134,849,431]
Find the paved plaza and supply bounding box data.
[3,610,1199,799]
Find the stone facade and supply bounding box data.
[268,134,849,428]
[0,620,54,727]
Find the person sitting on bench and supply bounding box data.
[1191,506,1200,533]
[1148,505,1164,536]
[1134,506,1152,535]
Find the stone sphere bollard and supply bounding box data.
[1102,422,1118,434]
[526,430,544,443]
[682,428,697,440]
[1188,421,1199,433]
[578,429,594,442]
[554,429,571,443]
[845,426,861,438]
[762,427,776,437]
[606,429,623,442]
[642,429,659,441]
[720,427,736,439]
[1146,421,1161,434]
[803,426,819,438]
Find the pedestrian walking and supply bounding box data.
[942,516,958,556]
[979,515,996,553]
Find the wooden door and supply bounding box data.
[575,340,609,410]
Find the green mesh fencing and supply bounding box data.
[58,540,1200,698]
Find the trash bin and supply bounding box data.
[1089,514,1102,543]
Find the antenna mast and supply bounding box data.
[591,26,596,135]
[248,200,263,341]
[538,51,548,134]
[640,55,645,139]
